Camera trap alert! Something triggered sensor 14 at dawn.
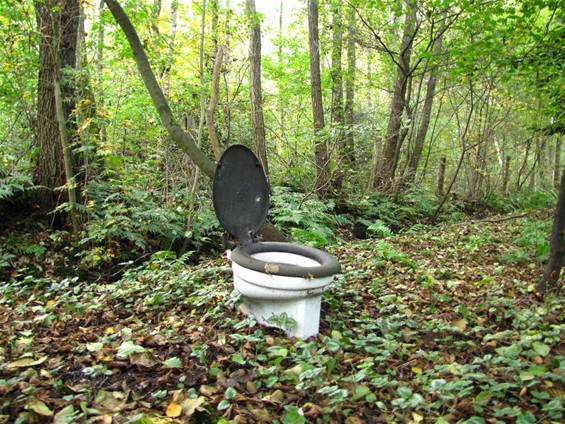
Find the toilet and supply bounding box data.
[212,145,341,338]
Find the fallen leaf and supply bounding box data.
[246,380,258,394]
[181,396,207,416]
[129,351,157,367]
[166,401,182,418]
[93,390,127,413]
[412,412,424,423]
[86,342,103,352]
[7,356,48,369]
[53,405,75,424]
[199,385,221,397]
[452,318,467,332]
[117,340,146,357]
[27,398,53,416]
[263,389,284,404]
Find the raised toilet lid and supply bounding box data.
[213,145,269,246]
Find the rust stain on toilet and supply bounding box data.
[264,263,279,274]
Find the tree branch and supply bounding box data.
[105,0,216,179]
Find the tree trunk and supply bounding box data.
[503,155,511,196]
[344,5,356,168]
[308,0,330,198]
[33,0,81,221]
[372,2,416,192]
[206,45,224,160]
[247,0,268,174]
[405,21,445,185]
[554,136,562,189]
[330,0,345,194]
[437,156,446,200]
[539,166,565,293]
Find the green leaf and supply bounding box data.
[352,385,372,401]
[53,405,77,424]
[531,342,550,356]
[496,343,522,358]
[231,353,246,365]
[516,411,536,424]
[27,398,53,416]
[282,406,306,424]
[86,342,104,352]
[225,387,237,400]
[117,340,146,357]
[217,399,231,410]
[162,357,182,368]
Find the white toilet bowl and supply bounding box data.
[212,145,341,339]
[230,242,340,338]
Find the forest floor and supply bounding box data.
[0,210,564,423]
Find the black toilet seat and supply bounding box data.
[213,145,341,278]
[231,241,341,278]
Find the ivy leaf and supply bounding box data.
[531,342,550,357]
[282,406,306,424]
[162,357,182,368]
[225,386,237,400]
[53,405,76,424]
[86,342,103,352]
[217,399,231,410]
[117,340,146,357]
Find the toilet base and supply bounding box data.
[239,295,323,339]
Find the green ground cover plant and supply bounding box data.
[0,210,563,423]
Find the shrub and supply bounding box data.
[77,181,196,269]
[270,187,339,247]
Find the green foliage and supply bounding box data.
[0,173,38,203]
[270,187,338,246]
[513,219,551,262]
[344,189,440,237]
[509,189,557,211]
[78,181,188,267]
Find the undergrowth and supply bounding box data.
[0,213,562,423]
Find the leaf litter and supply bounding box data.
[0,212,563,423]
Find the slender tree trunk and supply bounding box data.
[432,78,476,223]
[330,0,345,193]
[344,5,356,168]
[308,0,330,198]
[405,20,445,185]
[247,0,268,174]
[539,166,565,293]
[369,137,382,191]
[105,0,216,178]
[54,72,79,233]
[503,155,511,196]
[372,2,416,192]
[554,136,562,189]
[436,156,446,200]
[206,45,224,160]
